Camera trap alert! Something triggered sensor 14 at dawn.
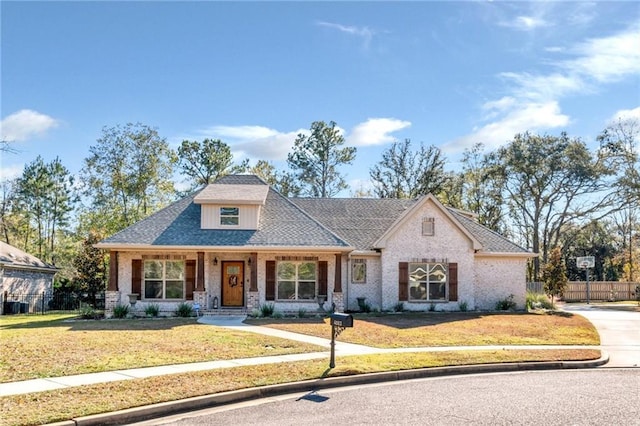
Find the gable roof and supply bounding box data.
[97,175,352,251]
[0,242,58,273]
[98,174,532,256]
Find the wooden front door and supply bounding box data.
[222,261,244,307]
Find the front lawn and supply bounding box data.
[246,311,600,348]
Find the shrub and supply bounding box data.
[360,301,372,313]
[272,310,284,319]
[249,308,261,318]
[174,302,194,317]
[393,302,405,312]
[526,292,554,310]
[495,294,517,311]
[259,303,275,318]
[145,303,160,317]
[297,308,307,318]
[112,304,129,319]
[78,305,98,319]
[458,301,468,312]
[428,303,436,312]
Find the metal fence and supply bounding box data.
[527,281,639,302]
[1,291,105,315]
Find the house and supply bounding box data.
[96,174,535,316]
[1,242,58,314]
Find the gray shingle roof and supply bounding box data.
[99,174,530,255]
[99,177,350,249]
[0,242,58,272]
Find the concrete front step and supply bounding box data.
[199,308,247,316]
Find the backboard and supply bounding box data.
[576,256,595,269]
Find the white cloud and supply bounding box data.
[316,21,376,49]
[197,125,306,161]
[609,107,640,123]
[452,25,639,153]
[0,163,23,181]
[0,109,58,142]
[500,15,550,31]
[347,118,411,147]
[448,101,570,153]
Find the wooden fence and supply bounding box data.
[528,281,639,302]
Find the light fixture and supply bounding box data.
[247,257,252,266]
[213,257,218,266]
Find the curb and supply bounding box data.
[46,352,609,426]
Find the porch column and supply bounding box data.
[196,252,204,290]
[106,251,120,318]
[247,252,259,312]
[333,253,344,311]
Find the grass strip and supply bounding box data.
[1,349,600,426]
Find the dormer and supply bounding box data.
[193,184,269,230]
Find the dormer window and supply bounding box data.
[220,207,239,226]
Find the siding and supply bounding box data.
[201,204,261,230]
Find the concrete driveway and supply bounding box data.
[562,303,640,367]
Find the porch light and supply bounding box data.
[213,257,218,266]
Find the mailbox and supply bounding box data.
[330,312,353,328]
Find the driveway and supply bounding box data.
[562,303,640,367]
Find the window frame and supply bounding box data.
[351,258,367,283]
[422,217,435,236]
[276,260,317,301]
[220,206,240,226]
[408,262,448,302]
[143,259,186,300]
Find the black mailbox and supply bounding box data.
[330,312,353,328]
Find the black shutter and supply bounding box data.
[318,261,328,296]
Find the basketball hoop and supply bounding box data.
[579,261,589,269]
[576,256,595,269]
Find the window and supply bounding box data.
[408,262,447,301]
[352,259,366,283]
[422,217,435,236]
[276,261,316,300]
[220,207,239,226]
[144,260,185,299]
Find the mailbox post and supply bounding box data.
[329,313,353,368]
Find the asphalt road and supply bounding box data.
[141,369,640,425]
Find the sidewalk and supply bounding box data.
[0,315,606,398]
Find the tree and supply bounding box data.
[369,139,448,199]
[81,123,176,234]
[73,232,107,307]
[12,156,75,263]
[248,160,301,197]
[496,132,617,280]
[542,247,567,305]
[460,144,507,233]
[287,121,356,197]
[177,138,248,190]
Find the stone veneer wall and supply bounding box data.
[379,199,476,311]
[474,257,528,310]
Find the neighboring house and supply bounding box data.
[97,175,535,316]
[1,242,58,314]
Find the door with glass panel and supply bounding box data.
[222,261,244,306]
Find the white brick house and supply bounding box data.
[97,175,535,316]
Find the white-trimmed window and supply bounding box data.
[144,260,185,299]
[422,217,435,236]
[408,262,447,301]
[220,207,239,226]
[276,261,316,300]
[352,258,367,283]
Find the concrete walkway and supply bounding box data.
[0,313,610,397]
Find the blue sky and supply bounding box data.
[2,1,639,193]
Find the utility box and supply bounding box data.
[330,312,353,328]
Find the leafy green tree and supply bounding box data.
[248,160,301,197]
[13,156,75,263]
[497,132,617,280]
[542,247,567,304]
[81,123,176,234]
[370,139,447,199]
[460,143,507,234]
[288,121,356,197]
[73,231,107,307]
[177,138,248,190]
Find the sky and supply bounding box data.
[1,1,639,194]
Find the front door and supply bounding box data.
[222,261,244,307]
